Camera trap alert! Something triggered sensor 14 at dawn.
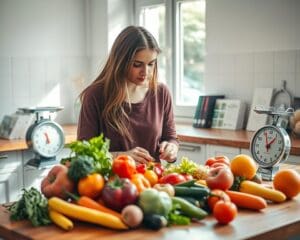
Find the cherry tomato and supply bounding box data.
[213,200,237,224]
[136,163,147,174]
[207,189,230,211]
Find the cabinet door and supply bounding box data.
[23,148,71,190]
[206,145,240,160]
[0,152,23,204]
[177,142,206,165]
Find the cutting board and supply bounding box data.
[1,196,300,240]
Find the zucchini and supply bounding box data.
[179,196,201,208]
[174,186,210,199]
[171,197,207,220]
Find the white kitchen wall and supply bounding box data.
[0,0,133,125]
[205,0,300,106]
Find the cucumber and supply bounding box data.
[175,179,197,187]
[174,186,210,199]
[179,196,201,207]
[171,197,208,220]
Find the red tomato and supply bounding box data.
[206,166,234,190]
[213,200,237,224]
[207,189,230,211]
[205,156,230,167]
[158,173,186,185]
[136,163,147,174]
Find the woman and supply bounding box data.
[77,25,178,164]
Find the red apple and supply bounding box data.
[206,166,234,190]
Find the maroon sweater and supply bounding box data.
[77,83,178,161]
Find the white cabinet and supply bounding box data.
[0,152,23,204]
[206,144,241,160]
[177,142,206,165]
[23,148,71,190]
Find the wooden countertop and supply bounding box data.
[1,124,300,156]
[0,195,299,240]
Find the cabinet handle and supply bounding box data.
[179,144,201,152]
[0,155,8,159]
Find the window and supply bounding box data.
[135,0,206,118]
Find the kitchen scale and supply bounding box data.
[250,106,294,181]
[19,107,65,169]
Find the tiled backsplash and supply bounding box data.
[0,56,102,124]
[1,49,299,125]
[204,49,300,105]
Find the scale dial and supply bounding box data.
[26,120,65,158]
[250,125,290,168]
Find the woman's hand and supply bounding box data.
[159,141,178,163]
[125,147,154,164]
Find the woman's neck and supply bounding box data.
[126,82,149,103]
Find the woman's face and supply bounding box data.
[127,49,158,86]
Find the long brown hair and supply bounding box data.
[80,26,161,141]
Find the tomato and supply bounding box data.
[112,155,136,178]
[205,156,230,167]
[213,200,237,224]
[206,166,234,190]
[136,163,147,174]
[143,170,158,186]
[78,173,105,199]
[207,189,230,211]
[158,173,186,185]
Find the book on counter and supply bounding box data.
[193,95,225,128]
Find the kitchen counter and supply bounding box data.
[1,124,300,155]
[0,193,299,240]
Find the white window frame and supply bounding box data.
[134,0,204,120]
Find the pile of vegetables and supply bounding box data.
[7,136,300,231]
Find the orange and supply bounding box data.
[273,169,300,199]
[78,173,105,199]
[230,154,257,180]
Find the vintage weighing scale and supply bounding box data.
[250,106,294,181]
[19,107,65,169]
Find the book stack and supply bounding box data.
[193,95,225,128]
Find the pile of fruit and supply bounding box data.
[7,136,300,231]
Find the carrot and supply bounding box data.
[225,190,267,210]
[67,192,122,219]
[239,180,286,203]
[48,197,128,230]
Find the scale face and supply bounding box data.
[250,107,293,181]
[27,120,65,158]
[21,107,65,169]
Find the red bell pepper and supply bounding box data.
[112,155,136,178]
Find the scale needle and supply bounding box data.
[44,132,50,144]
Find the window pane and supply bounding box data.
[177,1,205,105]
[139,5,166,83]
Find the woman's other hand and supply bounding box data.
[125,147,154,164]
[159,141,178,163]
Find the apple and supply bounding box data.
[205,156,230,167]
[206,166,234,190]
